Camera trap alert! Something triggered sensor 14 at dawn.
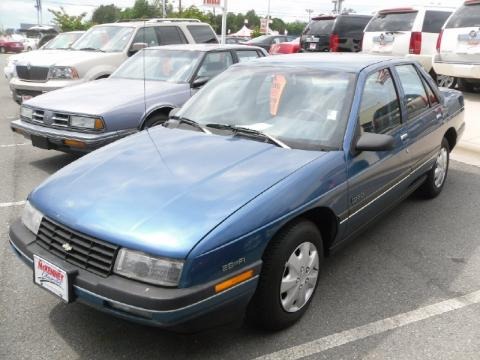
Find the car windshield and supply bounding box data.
[177,67,355,150]
[111,48,202,83]
[43,33,83,49]
[71,26,134,52]
[366,11,418,32]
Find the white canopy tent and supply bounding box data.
[231,25,253,37]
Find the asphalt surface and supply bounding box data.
[1,53,480,359]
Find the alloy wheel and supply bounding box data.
[437,75,455,88]
[434,147,448,188]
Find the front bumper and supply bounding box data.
[11,119,136,153]
[9,220,259,331]
[433,56,480,79]
[10,77,85,103]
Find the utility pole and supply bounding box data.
[179,0,182,14]
[163,0,166,18]
[332,0,344,14]
[266,0,271,34]
[221,0,228,44]
[306,8,313,22]
[35,0,42,25]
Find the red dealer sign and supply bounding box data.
[204,0,221,6]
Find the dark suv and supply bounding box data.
[300,14,372,52]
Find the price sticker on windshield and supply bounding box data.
[270,75,287,116]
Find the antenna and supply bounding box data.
[143,21,147,124]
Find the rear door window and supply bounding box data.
[335,16,371,35]
[303,19,335,35]
[187,25,218,43]
[156,26,186,45]
[446,4,480,28]
[359,69,402,134]
[366,11,417,32]
[196,51,233,79]
[422,11,452,33]
[395,65,430,119]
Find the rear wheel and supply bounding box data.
[246,220,323,330]
[458,78,475,92]
[436,74,457,89]
[418,137,450,199]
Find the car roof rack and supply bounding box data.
[146,18,201,23]
[115,18,153,22]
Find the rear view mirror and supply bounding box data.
[192,76,210,88]
[356,132,395,152]
[129,42,147,55]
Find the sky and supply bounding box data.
[0,0,464,30]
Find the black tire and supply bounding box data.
[246,219,323,330]
[418,137,450,199]
[458,78,475,92]
[143,112,168,129]
[0,47,5,54]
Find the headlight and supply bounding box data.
[70,115,104,130]
[114,248,184,287]
[48,66,79,80]
[20,106,33,120]
[22,201,43,235]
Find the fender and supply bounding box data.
[138,104,177,129]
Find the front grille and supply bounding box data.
[32,109,45,124]
[15,89,43,97]
[16,65,49,81]
[36,218,119,277]
[52,113,69,127]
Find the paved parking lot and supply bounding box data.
[1,53,480,359]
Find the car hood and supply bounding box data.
[25,78,189,115]
[15,50,118,67]
[29,127,323,258]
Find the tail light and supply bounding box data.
[329,34,339,52]
[436,30,443,53]
[409,31,422,55]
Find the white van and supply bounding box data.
[433,0,480,91]
[362,6,455,86]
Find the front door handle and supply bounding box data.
[400,133,408,141]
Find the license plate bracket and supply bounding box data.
[33,255,73,303]
[31,135,51,149]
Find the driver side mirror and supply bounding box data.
[192,76,210,88]
[129,42,147,55]
[355,132,395,152]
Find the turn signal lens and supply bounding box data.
[94,118,104,130]
[214,270,254,293]
[64,139,86,148]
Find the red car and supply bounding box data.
[269,37,300,55]
[0,37,24,53]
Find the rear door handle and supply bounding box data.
[400,133,408,141]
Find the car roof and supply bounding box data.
[239,53,399,72]
[95,21,210,28]
[144,44,263,52]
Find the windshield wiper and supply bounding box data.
[78,47,105,52]
[167,116,210,134]
[205,123,290,149]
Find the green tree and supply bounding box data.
[286,21,307,36]
[92,4,121,24]
[270,18,286,34]
[120,0,160,20]
[48,7,89,31]
[170,6,209,22]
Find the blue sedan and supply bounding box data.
[9,54,465,331]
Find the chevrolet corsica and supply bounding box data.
[11,44,267,154]
[9,54,464,331]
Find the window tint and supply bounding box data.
[303,19,335,35]
[422,11,451,33]
[156,26,186,45]
[359,69,402,134]
[366,12,417,32]
[446,4,480,28]
[236,50,261,62]
[132,27,158,47]
[335,16,371,35]
[197,52,233,79]
[187,25,218,43]
[396,65,429,119]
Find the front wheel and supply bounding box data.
[418,138,450,199]
[143,113,168,129]
[246,220,323,330]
